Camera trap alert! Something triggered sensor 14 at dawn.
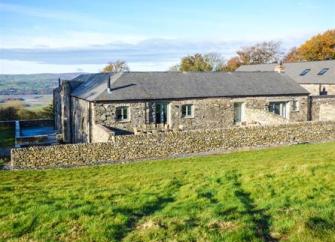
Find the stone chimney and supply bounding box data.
[274,61,285,73]
[107,75,112,93]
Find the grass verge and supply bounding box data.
[0,142,335,241]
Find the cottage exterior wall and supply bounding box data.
[301,84,335,96]
[71,97,91,143]
[93,95,308,135]
[310,96,335,121]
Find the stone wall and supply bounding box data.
[11,121,335,169]
[310,96,335,121]
[94,96,308,135]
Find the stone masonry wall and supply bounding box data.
[71,97,91,143]
[11,121,335,169]
[310,96,335,121]
[94,96,308,134]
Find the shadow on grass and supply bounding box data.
[111,196,174,240]
[108,179,182,240]
[226,171,278,242]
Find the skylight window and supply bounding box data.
[318,68,329,75]
[300,69,311,76]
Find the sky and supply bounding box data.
[0,0,334,74]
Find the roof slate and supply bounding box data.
[70,72,309,102]
[237,60,335,84]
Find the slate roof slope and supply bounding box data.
[71,72,309,102]
[237,60,335,84]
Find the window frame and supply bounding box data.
[115,106,130,122]
[268,102,289,119]
[318,68,329,76]
[291,100,299,112]
[300,69,311,76]
[181,104,194,118]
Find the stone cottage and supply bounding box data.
[237,60,335,121]
[237,60,335,96]
[54,72,309,143]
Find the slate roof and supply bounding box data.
[70,72,309,102]
[237,60,335,84]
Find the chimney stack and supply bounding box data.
[274,61,285,73]
[107,75,112,93]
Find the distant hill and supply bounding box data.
[0,73,84,95]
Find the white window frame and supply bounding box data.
[234,102,245,124]
[115,106,130,122]
[268,102,289,119]
[292,99,299,112]
[181,104,194,118]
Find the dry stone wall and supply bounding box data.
[11,121,335,169]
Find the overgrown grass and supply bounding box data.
[1,143,335,241]
[0,126,15,148]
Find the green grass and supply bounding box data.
[0,126,15,148]
[1,143,335,241]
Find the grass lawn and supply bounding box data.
[0,126,15,148]
[1,143,335,241]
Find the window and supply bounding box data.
[268,102,288,118]
[181,104,193,118]
[300,69,311,76]
[234,102,245,123]
[292,100,299,112]
[318,68,329,75]
[115,106,129,121]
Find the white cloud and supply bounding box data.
[0,32,148,49]
[0,59,177,74]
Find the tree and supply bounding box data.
[176,53,225,72]
[237,41,282,65]
[102,60,129,73]
[0,107,18,121]
[204,53,226,71]
[168,64,180,72]
[39,104,54,120]
[179,54,213,72]
[283,47,301,63]
[284,29,335,62]
[223,56,242,72]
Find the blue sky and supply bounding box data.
[0,0,334,74]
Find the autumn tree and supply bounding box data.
[284,29,335,62]
[102,60,129,73]
[222,56,242,72]
[283,47,301,62]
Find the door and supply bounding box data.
[155,103,169,124]
[234,103,244,123]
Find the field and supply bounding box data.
[1,143,335,241]
[0,95,52,111]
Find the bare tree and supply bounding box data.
[204,53,226,71]
[101,60,129,73]
[237,41,283,65]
